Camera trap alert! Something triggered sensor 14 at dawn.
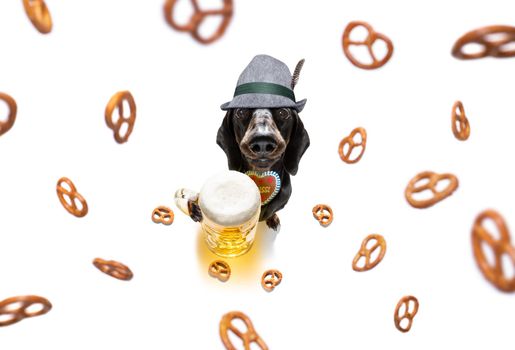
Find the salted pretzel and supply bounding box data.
[342,21,393,69]
[261,269,282,292]
[0,92,17,137]
[105,91,136,144]
[23,0,53,34]
[394,296,419,333]
[472,210,515,292]
[312,204,333,227]
[56,177,88,217]
[152,206,174,225]
[338,127,367,164]
[451,101,470,141]
[405,171,459,209]
[93,258,133,281]
[452,25,515,60]
[220,311,268,350]
[0,295,52,327]
[208,260,231,282]
[352,234,386,272]
[163,0,234,45]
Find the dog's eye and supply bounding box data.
[276,108,291,120]
[235,109,250,119]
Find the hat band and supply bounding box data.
[233,82,296,102]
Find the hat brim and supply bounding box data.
[221,94,306,112]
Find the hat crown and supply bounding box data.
[236,55,292,88]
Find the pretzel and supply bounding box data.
[152,206,174,225]
[261,269,282,292]
[472,210,515,292]
[208,260,231,282]
[93,258,133,281]
[105,91,136,144]
[56,177,88,217]
[312,204,333,227]
[452,25,515,60]
[342,21,393,69]
[163,0,234,45]
[23,0,53,34]
[405,171,459,209]
[338,127,367,164]
[220,311,268,350]
[394,296,419,333]
[0,295,52,327]
[352,234,386,272]
[0,92,17,137]
[451,101,470,141]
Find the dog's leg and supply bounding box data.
[188,200,203,222]
[266,213,280,231]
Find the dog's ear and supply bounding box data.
[216,110,243,171]
[283,112,310,175]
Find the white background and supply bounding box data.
[0,0,514,348]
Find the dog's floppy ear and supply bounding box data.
[283,112,310,175]
[216,110,243,171]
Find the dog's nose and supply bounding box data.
[250,137,277,155]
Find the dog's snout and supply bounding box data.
[250,137,277,155]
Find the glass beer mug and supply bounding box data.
[174,171,261,258]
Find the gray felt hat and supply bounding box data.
[221,55,307,112]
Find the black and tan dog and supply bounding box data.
[216,107,309,229]
[189,55,310,230]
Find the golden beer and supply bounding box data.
[175,171,261,258]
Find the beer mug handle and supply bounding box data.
[174,188,199,217]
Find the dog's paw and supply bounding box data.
[188,200,203,222]
[266,214,281,231]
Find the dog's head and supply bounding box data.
[217,107,309,175]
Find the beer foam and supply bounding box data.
[199,171,261,226]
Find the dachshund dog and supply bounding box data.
[214,107,310,230]
[187,56,309,231]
